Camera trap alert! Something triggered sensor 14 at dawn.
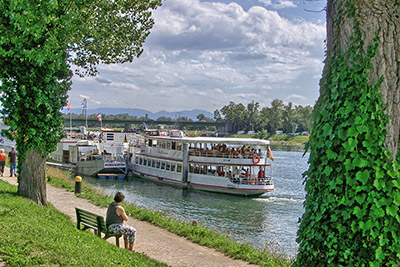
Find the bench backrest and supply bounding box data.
[76,208,107,232]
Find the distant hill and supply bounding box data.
[64,107,214,120]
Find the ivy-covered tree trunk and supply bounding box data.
[295,0,400,266]
[325,0,400,158]
[18,150,47,206]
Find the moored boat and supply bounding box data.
[48,128,137,176]
[128,128,274,196]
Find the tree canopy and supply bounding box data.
[0,0,161,205]
[215,100,313,134]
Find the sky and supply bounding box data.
[69,0,327,113]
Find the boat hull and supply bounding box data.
[130,169,273,197]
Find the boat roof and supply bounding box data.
[146,136,270,146]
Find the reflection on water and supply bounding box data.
[82,150,309,257]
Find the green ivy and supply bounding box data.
[295,1,400,266]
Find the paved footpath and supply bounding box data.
[0,167,255,267]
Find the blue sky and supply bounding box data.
[69,0,327,113]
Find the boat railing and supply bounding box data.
[188,150,262,160]
[78,153,126,162]
[228,176,273,186]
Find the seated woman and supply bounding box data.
[106,192,137,251]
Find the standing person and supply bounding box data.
[0,149,6,176]
[106,192,137,251]
[8,147,17,177]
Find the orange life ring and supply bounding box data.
[252,155,261,164]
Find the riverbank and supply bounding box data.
[226,134,308,152]
[0,166,291,267]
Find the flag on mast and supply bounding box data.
[67,102,71,111]
[267,146,274,161]
[81,99,87,115]
[96,114,102,122]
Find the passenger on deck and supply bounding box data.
[258,168,265,178]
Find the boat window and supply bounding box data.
[161,141,166,149]
[171,141,176,150]
[166,162,171,171]
[171,163,176,172]
[167,142,171,149]
[177,164,182,173]
[152,140,157,147]
[217,166,225,176]
[106,133,114,141]
[143,158,147,166]
[148,159,152,167]
[161,161,165,169]
[148,139,153,146]
[177,143,182,151]
[152,159,156,167]
[156,160,160,168]
[139,157,143,165]
[193,164,200,174]
[135,157,139,164]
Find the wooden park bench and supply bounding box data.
[75,207,121,247]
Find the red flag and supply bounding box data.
[67,102,71,111]
[267,146,274,161]
[96,114,102,121]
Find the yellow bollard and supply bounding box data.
[75,176,82,194]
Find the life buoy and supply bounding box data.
[252,155,260,164]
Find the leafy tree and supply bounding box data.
[295,105,313,132]
[259,99,284,134]
[282,102,298,133]
[246,100,260,132]
[176,116,193,122]
[213,109,223,122]
[0,0,161,205]
[295,1,400,266]
[196,113,206,121]
[157,116,173,122]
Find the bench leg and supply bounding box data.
[115,236,120,248]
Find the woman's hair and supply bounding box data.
[0,149,3,153]
[114,191,125,203]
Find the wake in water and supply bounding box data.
[256,195,304,203]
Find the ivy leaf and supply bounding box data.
[326,149,338,160]
[375,247,385,261]
[323,166,333,176]
[345,159,354,171]
[353,206,363,219]
[322,124,332,136]
[343,138,357,151]
[356,170,369,185]
[393,192,400,205]
[355,193,366,205]
[373,178,385,190]
[386,205,399,217]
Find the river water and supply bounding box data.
[82,150,309,258]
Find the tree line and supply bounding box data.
[63,99,313,134]
[214,99,313,134]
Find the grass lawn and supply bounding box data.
[0,180,166,267]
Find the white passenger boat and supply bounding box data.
[128,129,274,196]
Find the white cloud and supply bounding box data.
[69,0,326,112]
[258,0,297,9]
[287,94,306,101]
